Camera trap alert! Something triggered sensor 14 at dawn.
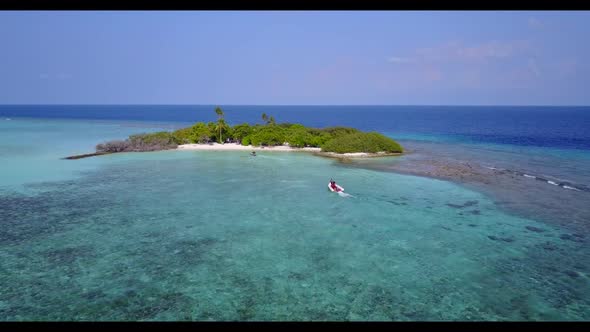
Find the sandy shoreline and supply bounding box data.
[176,143,402,158]
[62,143,401,160]
[177,143,321,152]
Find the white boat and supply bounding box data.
[328,182,344,192]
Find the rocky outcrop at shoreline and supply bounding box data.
[62,152,112,160]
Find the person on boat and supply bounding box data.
[330,179,341,192]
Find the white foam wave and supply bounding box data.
[563,185,581,191]
[523,174,535,178]
[547,181,558,186]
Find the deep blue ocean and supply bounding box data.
[2,105,589,151]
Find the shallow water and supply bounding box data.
[0,118,173,191]
[348,138,590,235]
[1,119,589,320]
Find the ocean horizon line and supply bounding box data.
[1,104,590,108]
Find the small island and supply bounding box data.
[66,107,403,159]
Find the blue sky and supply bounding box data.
[0,11,589,105]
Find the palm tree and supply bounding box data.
[215,107,225,143]
[214,119,228,144]
[269,116,276,125]
[261,113,268,124]
[215,106,224,119]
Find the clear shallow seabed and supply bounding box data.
[352,137,590,235]
[1,117,589,321]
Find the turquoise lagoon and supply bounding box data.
[1,118,589,320]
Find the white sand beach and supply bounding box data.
[176,143,400,158]
[177,143,321,152]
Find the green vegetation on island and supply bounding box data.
[321,132,404,154]
[94,107,403,155]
